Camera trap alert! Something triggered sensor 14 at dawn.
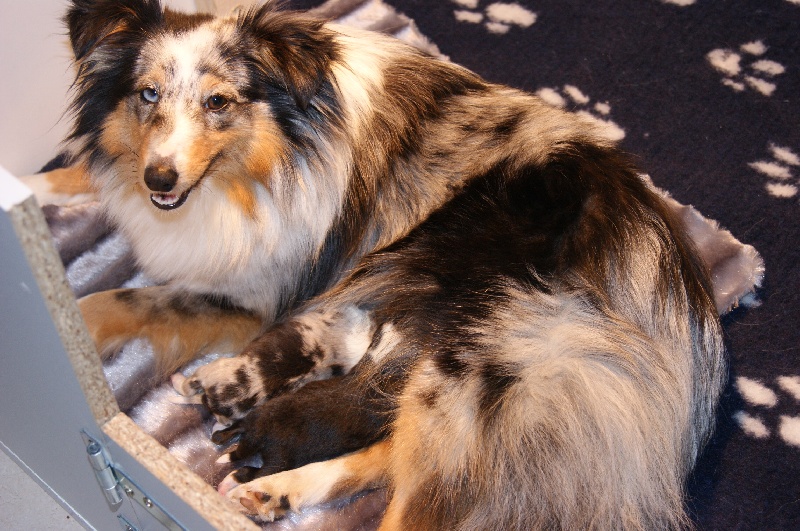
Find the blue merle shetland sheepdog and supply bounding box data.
[35,0,726,528]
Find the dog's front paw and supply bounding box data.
[174,356,267,424]
[223,472,293,522]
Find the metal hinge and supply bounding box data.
[83,433,185,531]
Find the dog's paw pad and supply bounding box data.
[228,486,289,521]
[185,356,267,421]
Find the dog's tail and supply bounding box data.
[378,146,725,530]
[386,289,720,530]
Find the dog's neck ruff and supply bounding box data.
[101,173,272,313]
[98,137,351,320]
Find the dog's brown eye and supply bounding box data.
[205,95,229,111]
[141,87,159,104]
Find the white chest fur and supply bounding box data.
[102,170,341,320]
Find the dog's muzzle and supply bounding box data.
[145,164,191,210]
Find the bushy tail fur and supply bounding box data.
[372,147,725,530]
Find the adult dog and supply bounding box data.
[32,0,726,528]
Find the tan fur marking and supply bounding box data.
[223,177,258,219]
[100,100,144,168]
[79,290,149,356]
[44,164,94,195]
[226,440,392,521]
[144,313,263,375]
[328,439,392,499]
[378,501,408,531]
[186,129,234,179]
[199,74,232,96]
[244,116,285,187]
[79,288,263,376]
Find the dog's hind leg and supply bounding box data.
[79,287,263,376]
[222,439,391,522]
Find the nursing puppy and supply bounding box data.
[38,0,726,528]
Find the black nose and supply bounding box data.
[144,164,179,192]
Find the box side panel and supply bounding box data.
[104,414,259,531]
[1,171,254,529]
[0,199,122,530]
[3,172,118,425]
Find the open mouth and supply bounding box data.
[150,188,192,211]
[146,152,221,211]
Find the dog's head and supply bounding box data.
[66,0,338,212]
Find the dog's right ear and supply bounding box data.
[238,5,339,110]
[66,0,163,61]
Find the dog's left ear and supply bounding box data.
[239,7,338,110]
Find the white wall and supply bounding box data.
[0,1,74,177]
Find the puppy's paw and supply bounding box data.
[224,473,293,522]
[168,374,204,404]
[179,356,267,423]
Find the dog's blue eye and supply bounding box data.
[205,94,229,111]
[141,88,159,104]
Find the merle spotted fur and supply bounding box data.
[57,1,726,528]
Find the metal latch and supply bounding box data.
[84,435,185,531]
